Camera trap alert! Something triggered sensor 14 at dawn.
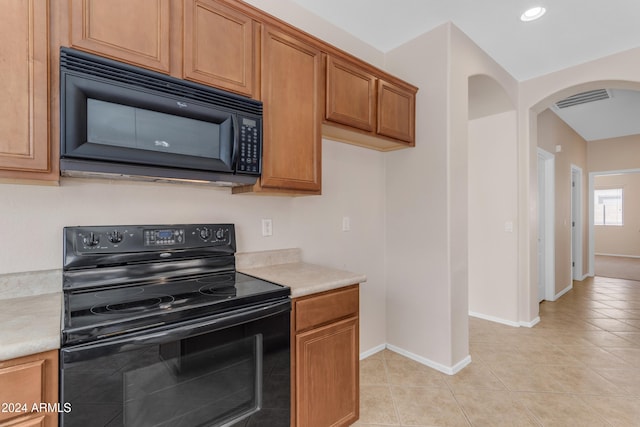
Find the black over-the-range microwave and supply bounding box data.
[59,47,263,186]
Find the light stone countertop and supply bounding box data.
[0,292,62,361]
[0,248,365,361]
[236,248,367,298]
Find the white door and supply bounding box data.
[571,166,582,280]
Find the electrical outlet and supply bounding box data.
[342,216,351,232]
[261,219,273,237]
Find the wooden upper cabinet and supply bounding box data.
[0,0,54,181]
[325,55,376,132]
[183,0,258,97]
[377,79,415,143]
[257,25,322,193]
[323,54,417,151]
[69,0,171,73]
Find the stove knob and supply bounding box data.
[83,232,100,247]
[107,230,123,244]
[215,228,225,240]
[199,227,211,240]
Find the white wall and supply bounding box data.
[468,111,518,324]
[0,139,387,354]
[242,0,384,67]
[0,179,295,273]
[383,23,518,371]
[384,24,454,369]
[293,139,387,353]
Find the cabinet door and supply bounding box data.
[260,26,322,192]
[295,317,359,427]
[377,79,416,144]
[70,0,171,73]
[326,55,376,132]
[0,351,58,427]
[0,415,46,427]
[183,0,258,97]
[0,0,51,178]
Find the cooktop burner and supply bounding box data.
[63,271,288,345]
[90,295,176,315]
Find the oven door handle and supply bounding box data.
[133,298,289,345]
[61,298,290,365]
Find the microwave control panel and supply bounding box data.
[237,117,261,174]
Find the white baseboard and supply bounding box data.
[469,311,520,327]
[469,311,540,328]
[595,253,640,259]
[554,282,573,300]
[520,316,540,328]
[385,344,471,375]
[360,343,386,360]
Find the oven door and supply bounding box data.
[60,299,290,427]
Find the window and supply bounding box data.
[594,188,623,226]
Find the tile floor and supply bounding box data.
[354,276,640,426]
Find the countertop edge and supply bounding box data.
[238,259,367,298]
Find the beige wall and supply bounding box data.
[594,173,640,257]
[468,111,518,324]
[384,23,518,370]
[537,109,588,293]
[588,135,640,172]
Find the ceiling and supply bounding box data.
[290,0,640,141]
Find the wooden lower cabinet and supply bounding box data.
[292,285,359,427]
[0,351,58,427]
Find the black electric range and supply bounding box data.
[61,224,289,346]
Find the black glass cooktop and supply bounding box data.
[62,272,289,345]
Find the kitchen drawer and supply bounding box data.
[0,361,44,423]
[294,285,358,332]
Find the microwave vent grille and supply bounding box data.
[60,48,262,116]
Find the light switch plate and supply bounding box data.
[261,219,273,237]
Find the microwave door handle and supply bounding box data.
[231,114,239,170]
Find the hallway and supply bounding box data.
[355,276,640,426]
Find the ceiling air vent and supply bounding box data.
[554,89,611,109]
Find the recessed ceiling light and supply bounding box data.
[520,6,546,22]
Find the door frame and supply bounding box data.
[537,148,555,301]
[571,165,583,280]
[588,167,640,275]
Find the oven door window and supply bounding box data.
[124,335,262,427]
[60,313,290,427]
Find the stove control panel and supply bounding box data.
[64,224,236,266]
[144,228,185,246]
